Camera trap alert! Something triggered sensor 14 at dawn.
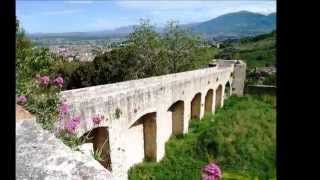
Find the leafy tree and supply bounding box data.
[162,21,202,73]
[127,19,168,77]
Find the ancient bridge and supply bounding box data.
[59,60,246,179]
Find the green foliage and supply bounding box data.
[128,95,276,179]
[162,21,203,73]
[246,68,276,86]
[16,18,61,130]
[21,78,60,130]
[52,60,80,89]
[127,19,168,77]
[216,31,276,68]
[58,130,83,150]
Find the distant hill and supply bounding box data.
[191,11,276,39]
[28,11,276,41]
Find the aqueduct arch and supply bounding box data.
[191,93,201,119]
[168,100,184,136]
[215,85,223,109]
[224,81,231,99]
[130,112,157,161]
[205,89,214,114]
[80,127,112,171]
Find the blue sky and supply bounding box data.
[16,0,276,33]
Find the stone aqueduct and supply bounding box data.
[59,60,246,179]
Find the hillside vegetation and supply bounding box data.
[216,31,276,68]
[129,95,276,179]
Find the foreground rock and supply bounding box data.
[16,105,113,180]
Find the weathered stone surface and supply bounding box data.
[16,113,113,180]
[78,143,94,159]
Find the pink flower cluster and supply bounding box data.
[92,114,104,125]
[53,76,64,88]
[37,75,50,87]
[36,75,64,88]
[202,163,222,180]
[16,95,27,105]
[58,101,105,135]
[65,116,81,134]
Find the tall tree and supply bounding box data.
[163,21,202,73]
[127,19,168,77]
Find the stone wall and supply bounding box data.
[59,60,246,179]
[16,105,113,180]
[216,60,246,96]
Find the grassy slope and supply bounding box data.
[216,31,276,68]
[128,95,276,180]
[240,36,275,68]
[236,31,276,68]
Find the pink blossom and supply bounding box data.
[16,95,27,105]
[202,175,215,180]
[202,163,222,180]
[92,114,104,125]
[37,75,50,86]
[65,116,81,134]
[53,76,64,88]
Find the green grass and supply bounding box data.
[128,95,276,180]
[217,31,276,68]
[237,32,276,68]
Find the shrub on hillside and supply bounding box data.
[16,18,63,130]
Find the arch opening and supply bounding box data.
[130,112,157,161]
[80,127,112,171]
[205,89,214,113]
[191,93,201,120]
[215,85,223,109]
[168,100,184,136]
[225,81,231,99]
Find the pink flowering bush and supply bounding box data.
[202,163,222,180]
[16,95,27,105]
[92,114,104,125]
[65,116,81,134]
[52,76,64,88]
[36,75,50,87]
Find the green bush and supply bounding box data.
[16,18,61,130]
[21,78,60,130]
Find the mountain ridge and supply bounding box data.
[28,11,276,40]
